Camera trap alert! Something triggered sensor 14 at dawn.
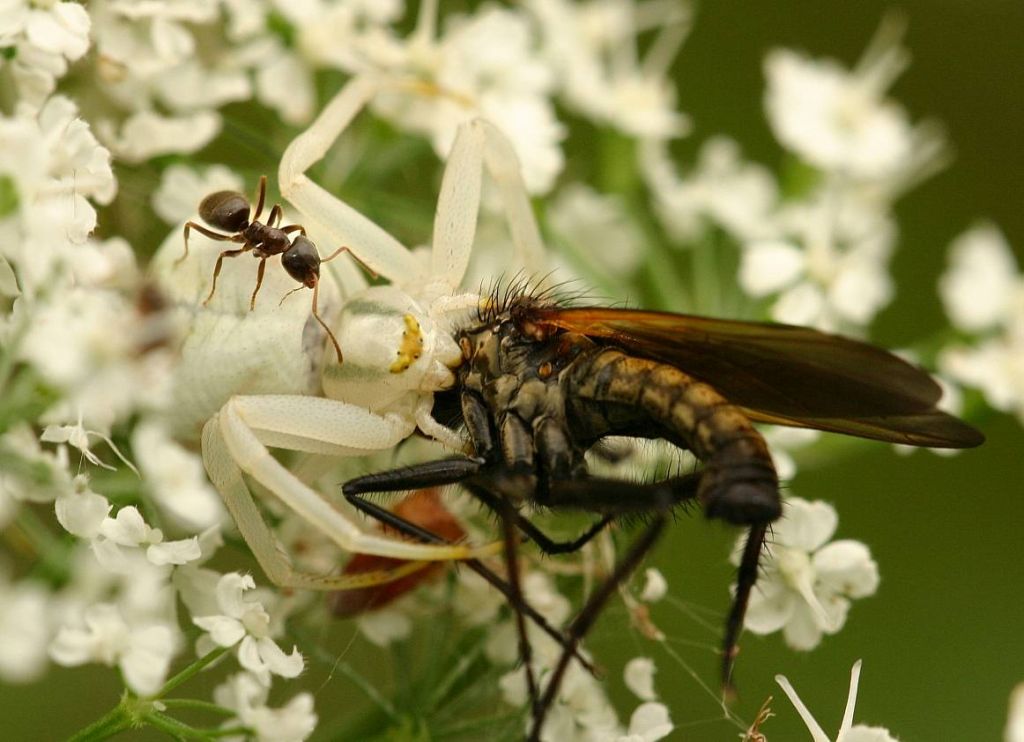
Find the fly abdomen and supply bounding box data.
[572,349,780,525]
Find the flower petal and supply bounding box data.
[813,540,880,598]
[147,537,201,566]
[625,702,674,742]
[256,636,303,679]
[624,657,658,701]
[213,573,255,618]
[774,498,838,552]
[193,615,245,647]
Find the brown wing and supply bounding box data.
[531,307,983,448]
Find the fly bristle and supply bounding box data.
[477,273,593,325]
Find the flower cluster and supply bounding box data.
[0,0,1008,739]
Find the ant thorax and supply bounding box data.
[322,285,463,413]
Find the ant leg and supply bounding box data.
[529,513,668,742]
[266,204,283,228]
[252,175,267,222]
[177,222,233,266]
[203,247,249,306]
[249,257,268,310]
[310,279,343,363]
[280,224,306,235]
[321,245,378,279]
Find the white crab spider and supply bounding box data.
[183,73,549,591]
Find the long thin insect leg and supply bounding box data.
[343,457,484,495]
[321,244,379,278]
[252,175,267,222]
[249,257,268,310]
[177,222,233,266]
[528,513,668,741]
[266,204,283,228]
[545,472,702,515]
[310,280,343,364]
[203,246,249,306]
[498,496,539,717]
[469,484,614,554]
[341,486,597,675]
[722,522,767,696]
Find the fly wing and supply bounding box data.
[531,307,983,448]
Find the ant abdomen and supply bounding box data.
[199,191,250,232]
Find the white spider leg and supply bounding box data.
[202,418,432,590]
[432,120,484,289]
[430,119,548,290]
[278,75,420,285]
[211,394,502,562]
[478,119,547,276]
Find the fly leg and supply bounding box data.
[528,502,670,742]
[341,460,597,676]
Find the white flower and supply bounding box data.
[132,420,226,530]
[355,606,413,647]
[151,164,245,225]
[623,657,658,701]
[618,702,674,742]
[527,0,691,139]
[639,568,668,603]
[302,3,565,193]
[548,183,645,280]
[99,110,222,163]
[214,672,318,742]
[764,17,938,183]
[0,576,52,683]
[193,573,304,686]
[776,661,898,742]
[54,475,111,539]
[50,602,177,695]
[642,136,780,244]
[0,2,90,106]
[1007,683,1024,742]
[92,506,201,571]
[938,224,1024,422]
[0,97,115,295]
[738,191,896,331]
[939,223,1020,333]
[41,415,137,473]
[0,423,74,508]
[734,498,879,650]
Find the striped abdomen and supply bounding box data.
[568,348,781,525]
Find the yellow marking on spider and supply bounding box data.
[390,314,425,373]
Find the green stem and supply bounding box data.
[158,699,237,716]
[146,711,215,739]
[155,647,230,698]
[423,638,485,713]
[68,706,132,742]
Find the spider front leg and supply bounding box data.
[279,75,421,284]
[201,393,505,593]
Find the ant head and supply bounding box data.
[282,235,321,288]
[199,191,251,232]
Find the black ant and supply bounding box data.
[176,175,356,363]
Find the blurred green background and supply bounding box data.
[3,1,1022,739]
